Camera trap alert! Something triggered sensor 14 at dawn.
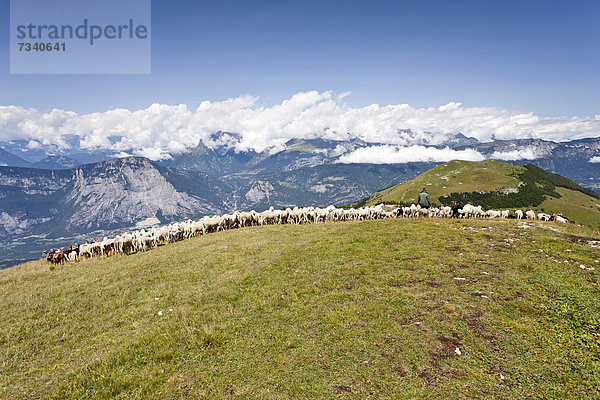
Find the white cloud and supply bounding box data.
[133,147,172,161]
[490,148,544,161]
[313,143,357,158]
[26,140,42,149]
[438,102,462,112]
[590,156,600,163]
[336,145,485,164]
[0,91,599,160]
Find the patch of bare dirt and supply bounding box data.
[464,308,497,344]
[565,234,600,248]
[432,334,462,361]
[333,385,352,394]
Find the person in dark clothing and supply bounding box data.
[418,188,431,209]
[451,201,462,218]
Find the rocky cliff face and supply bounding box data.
[0,167,71,236]
[0,167,69,193]
[0,157,227,237]
[63,157,215,230]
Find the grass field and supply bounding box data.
[1,218,600,399]
[356,160,523,206]
[354,160,600,230]
[535,187,600,228]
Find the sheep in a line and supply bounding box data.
[47,203,571,264]
[486,210,502,218]
[515,210,524,219]
[537,213,551,221]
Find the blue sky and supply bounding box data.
[0,0,599,116]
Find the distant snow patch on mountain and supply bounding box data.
[336,145,485,164]
[590,156,600,163]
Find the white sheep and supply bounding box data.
[409,204,420,218]
[486,210,501,218]
[60,194,566,264]
[526,210,536,220]
[78,243,95,258]
[537,213,551,221]
[473,205,485,218]
[459,204,474,218]
[67,251,78,262]
[515,210,524,219]
[418,207,430,218]
[440,206,452,218]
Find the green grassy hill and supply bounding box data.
[1,219,600,399]
[352,160,600,227]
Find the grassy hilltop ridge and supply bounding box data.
[353,160,600,227]
[1,218,599,399]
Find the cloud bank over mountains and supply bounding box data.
[337,145,485,164]
[490,148,548,162]
[1,91,599,161]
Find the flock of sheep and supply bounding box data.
[45,203,568,264]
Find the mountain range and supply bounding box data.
[0,154,432,237]
[1,133,599,268]
[4,132,599,186]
